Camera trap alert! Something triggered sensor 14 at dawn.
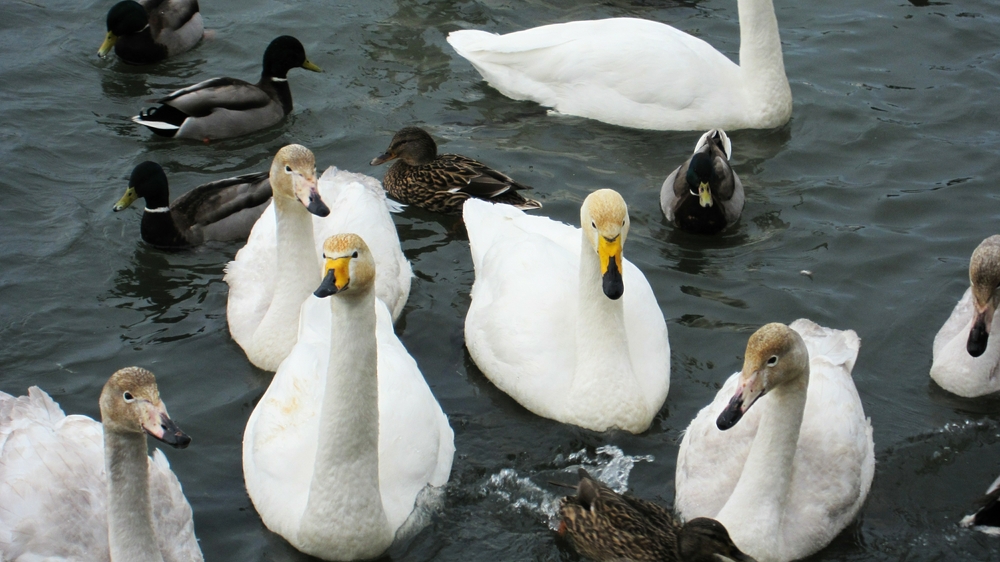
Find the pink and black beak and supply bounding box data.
[716,373,766,431]
[141,402,190,449]
[968,303,995,357]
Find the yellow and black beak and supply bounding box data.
[698,181,713,208]
[98,31,118,57]
[113,186,138,212]
[315,256,351,297]
[301,59,322,72]
[598,236,624,300]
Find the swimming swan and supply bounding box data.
[225,145,411,372]
[931,235,1000,397]
[243,234,454,561]
[0,367,201,561]
[446,0,791,131]
[675,320,874,562]
[463,190,670,433]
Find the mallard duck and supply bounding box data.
[559,469,755,562]
[369,127,541,214]
[226,145,411,372]
[962,474,1000,534]
[931,235,1000,397]
[243,234,454,560]
[112,161,271,248]
[132,36,321,141]
[0,367,201,561]
[675,320,875,562]
[447,3,792,131]
[660,129,744,234]
[98,0,204,65]
[463,190,670,433]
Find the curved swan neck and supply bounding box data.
[716,370,808,557]
[105,430,165,562]
[737,0,792,118]
[297,289,393,556]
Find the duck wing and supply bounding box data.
[158,78,273,116]
[143,0,200,33]
[433,154,533,199]
[170,171,271,229]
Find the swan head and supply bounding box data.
[581,189,630,300]
[370,127,437,167]
[270,144,329,217]
[314,234,376,298]
[716,323,808,430]
[686,151,715,208]
[680,518,757,562]
[967,235,1000,357]
[99,367,190,448]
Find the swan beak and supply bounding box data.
[698,182,713,208]
[370,152,395,166]
[598,236,624,300]
[141,402,190,449]
[292,172,329,217]
[301,59,322,72]
[968,303,994,357]
[315,257,351,297]
[113,186,138,212]
[98,31,118,57]
[717,371,765,431]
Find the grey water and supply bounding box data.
[2,0,1000,559]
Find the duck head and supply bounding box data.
[680,518,757,562]
[270,144,328,216]
[581,189,630,300]
[99,367,190,448]
[370,127,437,166]
[717,323,808,430]
[114,161,170,211]
[314,234,376,298]
[686,151,715,208]
[968,235,1000,357]
[262,36,322,79]
[99,1,148,57]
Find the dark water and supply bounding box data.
[2,0,1000,560]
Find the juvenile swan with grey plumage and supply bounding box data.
[463,190,670,433]
[0,367,201,561]
[931,235,1000,397]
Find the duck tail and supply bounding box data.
[132,104,188,137]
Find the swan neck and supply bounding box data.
[297,289,392,553]
[737,0,791,108]
[273,196,319,286]
[105,430,165,562]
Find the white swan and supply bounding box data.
[226,145,412,371]
[243,234,454,561]
[930,235,1000,397]
[446,0,792,131]
[0,367,201,562]
[463,190,670,433]
[675,320,874,562]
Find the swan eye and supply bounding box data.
[766,356,778,366]
[352,251,358,258]
[622,219,626,226]
[123,392,134,402]
[284,165,292,173]
[591,221,596,229]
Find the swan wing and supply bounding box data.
[149,450,203,562]
[621,261,671,417]
[225,201,279,347]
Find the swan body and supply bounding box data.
[226,146,411,372]
[0,368,200,562]
[931,235,1000,397]
[243,234,453,561]
[447,1,791,131]
[463,191,670,433]
[661,129,744,234]
[98,0,204,65]
[675,320,874,562]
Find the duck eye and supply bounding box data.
[766,356,778,366]
[352,251,358,258]
[123,391,134,402]
[284,165,292,173]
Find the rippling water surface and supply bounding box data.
[2,0,1000,560]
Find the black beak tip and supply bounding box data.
[307,199,330,217]
[716,398,743,431]
[314,270,340,298]
[968,320,989,358]
[170,431,192,449]
[602,260,624,300]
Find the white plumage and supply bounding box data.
[931,287,1000,397]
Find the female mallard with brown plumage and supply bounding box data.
[369,127,541,214]
[559,469,755,562]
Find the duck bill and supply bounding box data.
[716,371,766,430]
[370,152,395,166]
[140,401,191,449]
[967,303,994,357]
[698,182,713,207]
[598,236,624,300]
[98,31,118,57]
[719,550,758,562]
[113,186,138,211]
[314,257,351,297]
[292,172,329,217]
[301,59,322,72]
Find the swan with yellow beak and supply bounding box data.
[463,189,670,433]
